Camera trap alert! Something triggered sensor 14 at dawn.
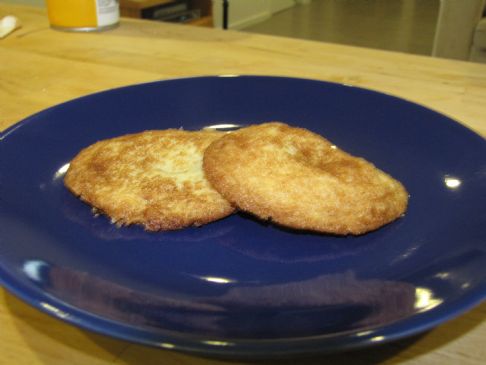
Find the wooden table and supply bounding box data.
[1,3,485,364]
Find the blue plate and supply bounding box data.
[1,76,485,358]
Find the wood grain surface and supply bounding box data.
[1,3,485,365]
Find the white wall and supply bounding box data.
[213,0,271,29]
[432,0,486,60]
[213,0,308,29]
[270,0,295,13]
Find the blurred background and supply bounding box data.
[5,0,486,63]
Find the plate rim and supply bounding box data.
[1,267,485,358]
[1,74,485,143]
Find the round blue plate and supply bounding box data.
[1,76,485,358]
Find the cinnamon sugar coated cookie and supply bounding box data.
[203,122,408,235]
[65,130,234,231]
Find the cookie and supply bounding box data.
[203,122,408,235]
[65,129,234,231]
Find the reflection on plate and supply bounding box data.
[0,76,485,358]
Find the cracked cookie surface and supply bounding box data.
[203,122,408,235]
[65,130,234,231]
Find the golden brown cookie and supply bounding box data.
[203,122,408,235]
[65,130,234,231]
